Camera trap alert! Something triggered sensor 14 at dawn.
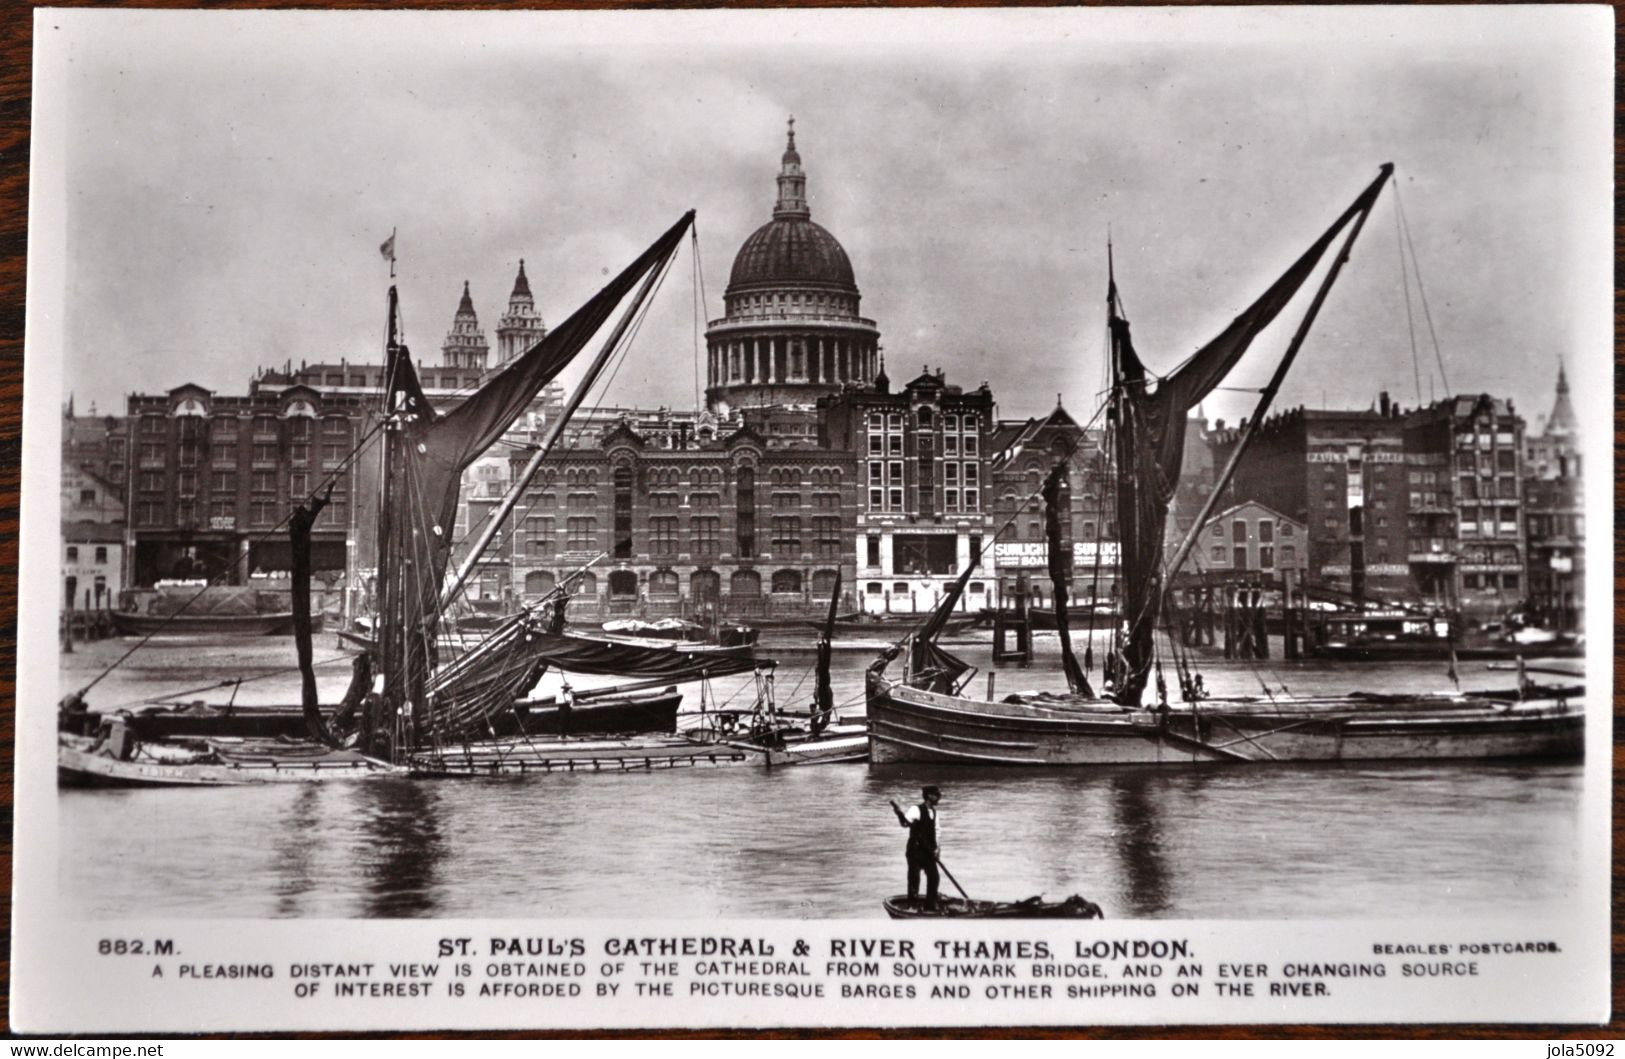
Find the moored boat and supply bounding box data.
[1024,604,1116,631]
[503,687,682,736]
[62,213,711,785]
[109,610,308,637]
[1309,612,1585,662]
[867,674,1583,765]
[58,732,398,787]
[865,163,1588,769]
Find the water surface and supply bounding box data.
[57,632,1583,919]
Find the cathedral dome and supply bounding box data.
[728,218,856,292]
[704,119,883,415]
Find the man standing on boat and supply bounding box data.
[891,786,942,909]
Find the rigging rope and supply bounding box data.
[76,419,387,697]
[110,651,359,710]
[691,226,706,411]
[435,240,681,619]
[1393,185,1452,396]
[1394,190,1425,405]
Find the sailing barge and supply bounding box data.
[867,163,1587,767]
[62,208,862,784]
[867,681,1583,765]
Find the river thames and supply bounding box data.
[55,632,1584,920]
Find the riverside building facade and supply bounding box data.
[1207,391,1533,626]
[1210,399,1413,606]
[818,366,995,616]
[124,382,369,587]
[986,404,1120,608]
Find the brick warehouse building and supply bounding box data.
[1209,399,1413,606]
[124,383,370,587]
[498,412,859,619]
[1206,391,1530,625]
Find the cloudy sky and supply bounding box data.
[36,8,1610,433]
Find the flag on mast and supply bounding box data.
[379,230,396,263]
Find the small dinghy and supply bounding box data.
[883,894,1104,919]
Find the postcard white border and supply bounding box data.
[12,6,1615,1034]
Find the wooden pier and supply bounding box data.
[991,579,1033,665]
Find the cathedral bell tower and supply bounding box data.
[441,281,490,370]
[496,259,548,365]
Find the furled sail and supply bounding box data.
[1042,464,1091,696]
[374,212,695,743]
[811,571,842,733]
[906,556,978,693]
[427,614,761,742]
[1111,168,1391,706]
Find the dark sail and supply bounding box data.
[812,571,842,733]
[907,555,978,693]
[375,212,695,742]
[289,486,336,746]
[428,619,761,741]
[1111,169,1391,705]
[1042,464,1091,696]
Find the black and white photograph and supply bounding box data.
[12,6,1613,1033]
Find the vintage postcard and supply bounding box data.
[11,6,1613,1033]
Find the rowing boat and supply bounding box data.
[882,894,1104,919]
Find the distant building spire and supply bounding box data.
[497,258,547,365]
[1545,357,1576,438]
[774,116,809,219]
[441,281,489,370]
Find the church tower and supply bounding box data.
[496,259,548,365]
[704,119,882,415]
[441,281,490,370]
[1545,359,1576,439]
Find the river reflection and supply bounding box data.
[56,636,1586,920]
[353,780,446,918]
[1106,770,1174,918]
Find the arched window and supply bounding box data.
[730,569,761,599]
[608,570,638,598]
[523,570,556,597]
[649,569,679,596]
[691,570,721,603]
[771,569,802,594]
[573,572,598,597]
[810,568,839,598]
